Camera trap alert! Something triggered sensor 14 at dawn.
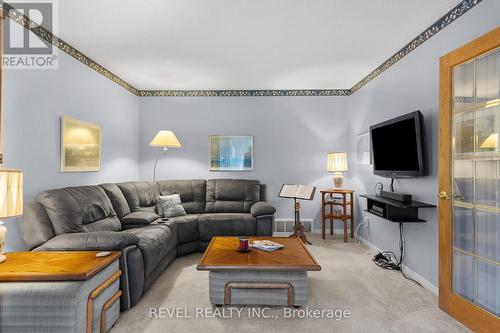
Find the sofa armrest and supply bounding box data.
[122,212,160,226]
[250,201,276,217]
[256,215,274,236]
[33,232,140,251]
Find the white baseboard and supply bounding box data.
[272,232,293,236]
[274,230,348,236]
[356,235,438,296]
[311,228,349,235]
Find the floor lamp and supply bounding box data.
[149,130,182,181]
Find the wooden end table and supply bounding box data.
[197,237,321,306]
[321,189,354,242]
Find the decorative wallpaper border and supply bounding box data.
[350,0,482,94]
[2,0,483,97]
[138,89,350,97]
[3,3,139,96]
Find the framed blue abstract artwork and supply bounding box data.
[209,136,253,171]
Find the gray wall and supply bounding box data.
[138,0,499,289]
[2,51,140,251]
[139,96,352,224]
[348,0,500,286]
[2,0,498,289]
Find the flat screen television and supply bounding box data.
[370,111,428,178]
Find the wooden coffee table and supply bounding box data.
[197,237,321,306]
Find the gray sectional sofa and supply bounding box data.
[20,179,275,310]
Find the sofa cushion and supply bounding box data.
[157,180,206,214]
[205,179,260,213]
[36,186,121,235]
[250,201,276,217]
[198,213,256,242]
[168,214,199,245]
[126,225,176,278]
[156,194,187,218]
[100,183,131,219]
[259,184,267,202]
[117,181,160,213]
[20,202,56,251]
[122,212,160,226]
[34,231,140,251]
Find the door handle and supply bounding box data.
[438,191,450,200]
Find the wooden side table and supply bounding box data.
[321,189,354,242]
[0,251,122,333]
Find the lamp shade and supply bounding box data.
[480,133,498,149]
[149,131,182,148]
[327,152,348,172]
[0,169,23,219]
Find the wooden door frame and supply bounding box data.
[439,27,500,333]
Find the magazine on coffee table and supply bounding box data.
[251,240,284,252]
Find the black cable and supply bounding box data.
[373,180,422,285]
[372,222,421,286]
[398,223,421,286]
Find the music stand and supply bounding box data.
[279,184,316,244]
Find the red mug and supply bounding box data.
[239,238,249,250]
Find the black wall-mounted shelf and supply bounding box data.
[359,194,436,223]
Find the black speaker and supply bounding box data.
[379,190,412,203]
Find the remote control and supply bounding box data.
[96,251,112,258]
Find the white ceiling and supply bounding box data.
[54,0,458,90]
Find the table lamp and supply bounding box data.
[0,169,23,264]
[327,152,348,188]
[149,130,181,181]
[480,133,498,150]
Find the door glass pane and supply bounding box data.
[476,49,499,106]
[453,159,473,202]
[475,160,500,207]
[453,111,475,155]
[453,60,474,111]
[476,259,500,316]
[451,49,500,318]
[453,250,474,301]
[475,209,499,262]
[453,206,474,252]
[475,105,500,156]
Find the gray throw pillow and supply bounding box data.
[156,194,187,218]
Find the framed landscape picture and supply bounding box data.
[61,116,101,172]
[209,136,253,171]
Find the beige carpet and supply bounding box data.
[111,234,470,333]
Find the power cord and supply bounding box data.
[354,220,371,255]
[354,220,368,247]
[372,222,422,286]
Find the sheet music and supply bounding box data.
[279,184,299,198]
[296,185,315,200]
[279,184,316,200]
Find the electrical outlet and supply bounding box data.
[363,216,370,228]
